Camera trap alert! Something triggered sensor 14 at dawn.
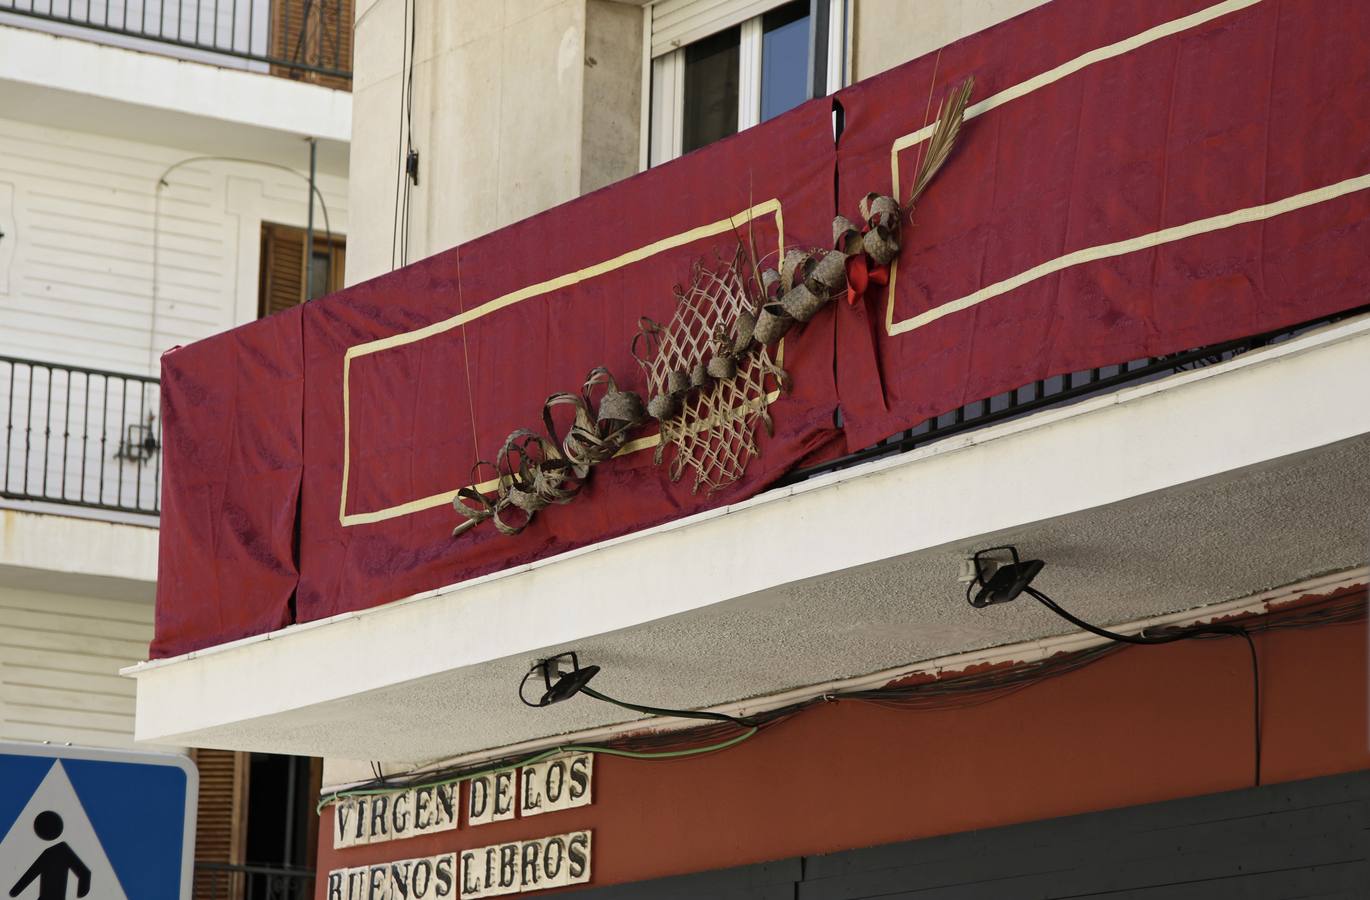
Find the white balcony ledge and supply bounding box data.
[0,507,157,602]
[125,314,1370,765]
[0,23,350,174]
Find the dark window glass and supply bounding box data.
[309,251,331,301]
[761,2,811,123]
[244,753,315,872]
[682,26,740,154]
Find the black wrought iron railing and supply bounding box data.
[1,357,161,517]
[778,307,1367,487]
[0,0,352,82]
[194,862,314,900]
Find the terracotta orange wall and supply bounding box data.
[316,590,1369,895]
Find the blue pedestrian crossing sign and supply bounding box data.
[0,741,196,900]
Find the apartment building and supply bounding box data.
[130,1,1368,898]
[0,2,353,896]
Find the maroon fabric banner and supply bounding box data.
[153,0,1370,657]
[152,307,304,658]
[293,98,838,628]
[833,0,1370,448]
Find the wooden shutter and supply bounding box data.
[260,223,346,316]
[259,223,306,318]
[650,0,792,57]
[190,749,248,900]
[271,0,355,91]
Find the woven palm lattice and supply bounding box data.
[637,246,786,494]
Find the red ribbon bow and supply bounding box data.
[845,248,890,307]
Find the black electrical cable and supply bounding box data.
[1024,585,1262,786]
[400,0,418,267]
[842,641,1123,710]
[390,0,414,271]
[579,685,762,728]
[516,664,541,708]
[516,661,760,726]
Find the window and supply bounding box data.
[648,0,847,166]
[190,750,320,900]
[682,26,742,154]
[258,222,347,318]
[760,3,813,123]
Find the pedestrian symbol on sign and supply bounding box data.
[1,742,195,900]
[0,761,124,900]
[8,811,91,900]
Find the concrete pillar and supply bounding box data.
[345,0,644,286]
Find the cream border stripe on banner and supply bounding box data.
[893,173,1370,333]
[887,0,1266,334]
[340,200,786,526]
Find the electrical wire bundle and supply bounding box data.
[318,588,1365,812]
[391,0,419,270]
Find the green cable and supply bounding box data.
[316,727,758,815]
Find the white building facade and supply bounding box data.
[1,3,351,895]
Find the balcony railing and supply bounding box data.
[779,307,1368,487]
[194,862,314,900]
[0,0,352,82]
[1,356,161,518]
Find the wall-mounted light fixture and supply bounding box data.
[966,545,1046,608]
[519,652,758,726]
[114,413,162,464]
[524,651,601,707]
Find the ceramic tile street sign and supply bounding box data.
[517,754,592,818]
[328,853,459,900]
[0,741,196,900]
[333,784,460,848]
[470,753,593,827]
[459,831,591,898]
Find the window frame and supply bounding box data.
[642,0,848,169]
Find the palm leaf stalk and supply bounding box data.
[907,76,974,208]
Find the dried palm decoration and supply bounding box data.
[452,368,645,537]
[634,245,788,494]
[836,76,974,306]
[631,73,972,494]
[451,78,974,539]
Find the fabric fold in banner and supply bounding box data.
[152,307,305,659]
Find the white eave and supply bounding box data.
[0,23,350,173]
[125,315,1370,764]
